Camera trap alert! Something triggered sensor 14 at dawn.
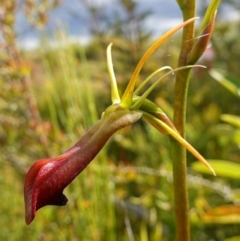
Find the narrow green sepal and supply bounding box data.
[132,97,177,134]
[132,97,163,113]
[144,115,172,135]
[120,17,199,108]
[106,43,121,104]
[143,112,216,176]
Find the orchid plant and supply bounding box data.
[24,1,220,239]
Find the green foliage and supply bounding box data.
[1,32,240,241]
[192,160,240,179]
[0,36,237,241]
[1,1,240,240]
[211,21,240,77]
[209,69,240,98]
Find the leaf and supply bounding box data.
[209,69,240,97]
[192,160,240,179]
[224,236,240,241]
[202,212,240,224]
[221,114,240,128]
[201,205,240,225]
[207,205,240,216]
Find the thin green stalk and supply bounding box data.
[131,65,205,111]
[171,1,196,241]
[133,66,172,95]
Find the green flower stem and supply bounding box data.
[172,62,192,241]
[170,139,189,241]
[172,1,196,241]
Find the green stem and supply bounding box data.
[171,1,196,241]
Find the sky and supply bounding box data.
[15,0,184,49]
[15,0,239,50]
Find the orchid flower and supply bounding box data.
[24,17,215,225]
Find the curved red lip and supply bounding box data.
[24,110,142,225]
[24,147,80,225]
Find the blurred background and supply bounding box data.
[1,0,240,240]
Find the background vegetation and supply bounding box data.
[1,0,240,240]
